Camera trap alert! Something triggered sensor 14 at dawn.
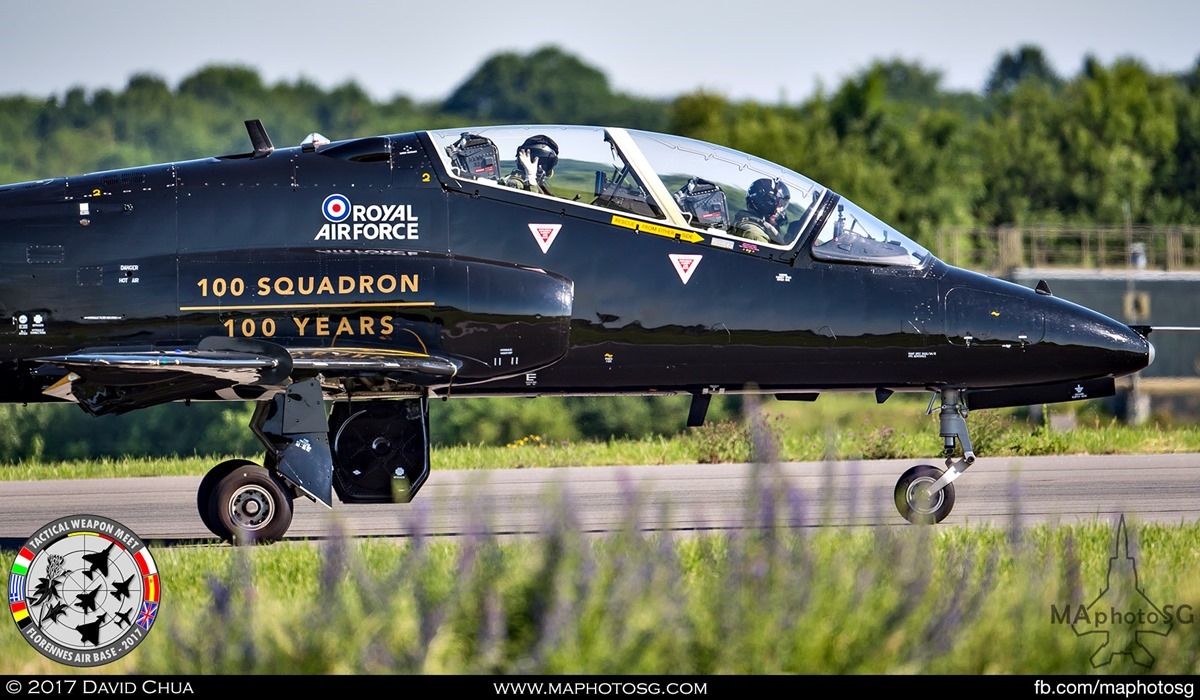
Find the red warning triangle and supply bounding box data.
[527,223,562,254]
[668,254,702,284]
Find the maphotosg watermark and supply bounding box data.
[1034,679,1195,697]
[1047,515,1191,668]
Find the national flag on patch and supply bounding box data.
[143,574,159,603]
[8,573,24,603]
[10,601,31,630]
[136,601,158,631]
[134,549,157,577]
[11,547,33,576]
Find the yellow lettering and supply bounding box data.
[359,275,375,294]
[336,316,354,335]
[317,277,334,294]
[316,316,330,336]
[379,316,394,335]
[338,276,355,294]
[293,317,310,336]
[377,275,397,294]
[401,274,419,293]
[274,278,295,296]
[257,277,271,296]
[297,277,314,295]
[359,317,375,335]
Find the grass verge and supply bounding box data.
[3,503,1199,674]
[0,415,1198,481]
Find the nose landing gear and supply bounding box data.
[894,388,974,524]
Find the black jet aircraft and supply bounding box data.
[75,613,107,646]
[0,121,1154,541]
[110,573,135,601]
[74,585,102,614]
[81,542,113,580]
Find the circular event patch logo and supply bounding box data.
[8,515,160,667]
[322,193,351,222]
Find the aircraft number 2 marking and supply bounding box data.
[421,172,431,183]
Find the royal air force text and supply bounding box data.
[315,204,419,241]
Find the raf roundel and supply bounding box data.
[322,194,351,223]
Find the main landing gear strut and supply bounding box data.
[197,378,432,544]
[894,388,974,524]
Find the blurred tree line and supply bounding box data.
[0,44,1197,460]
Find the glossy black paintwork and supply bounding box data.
[0,128,1151,408]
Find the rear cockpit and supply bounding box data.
[430,126,664,219]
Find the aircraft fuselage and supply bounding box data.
[0,131,1149,405]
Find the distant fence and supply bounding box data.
[931,225,1200,274]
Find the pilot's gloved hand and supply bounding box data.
[518,148,539,182]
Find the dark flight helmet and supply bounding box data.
[747,177,790,219]
[519,135,559,178]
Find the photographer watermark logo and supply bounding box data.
[1050,515,1192,668]
[8,515,161,667]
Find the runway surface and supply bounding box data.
[1,454,1198,545]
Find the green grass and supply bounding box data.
[1,401,1198,480]
[5,513,1200,674]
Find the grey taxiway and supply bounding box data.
[1,453,1195,545]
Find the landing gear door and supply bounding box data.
[329,398,431,504]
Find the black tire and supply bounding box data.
[211,464,294,545]
[197,459,257,540]
[894,464,955,524]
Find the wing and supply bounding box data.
[34,337,460,416]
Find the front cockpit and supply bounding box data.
[810,199,932,268]
[426,125,935,270]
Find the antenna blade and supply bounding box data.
[245,119,274,158]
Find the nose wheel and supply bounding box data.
[893,388,975,525]
[894,465,956,524]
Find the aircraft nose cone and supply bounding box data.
[1044,300,1151,378]
[1094,318,1152,375]
[1148,341,1156,368]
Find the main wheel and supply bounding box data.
[894,464,955,524]
[211,464,294,545]
[197,459,257,540]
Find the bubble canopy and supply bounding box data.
[427,125,933,268]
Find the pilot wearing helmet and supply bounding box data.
[731,177,790,245]
[499,135,560,197]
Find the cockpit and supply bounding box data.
[426,125,932,269]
